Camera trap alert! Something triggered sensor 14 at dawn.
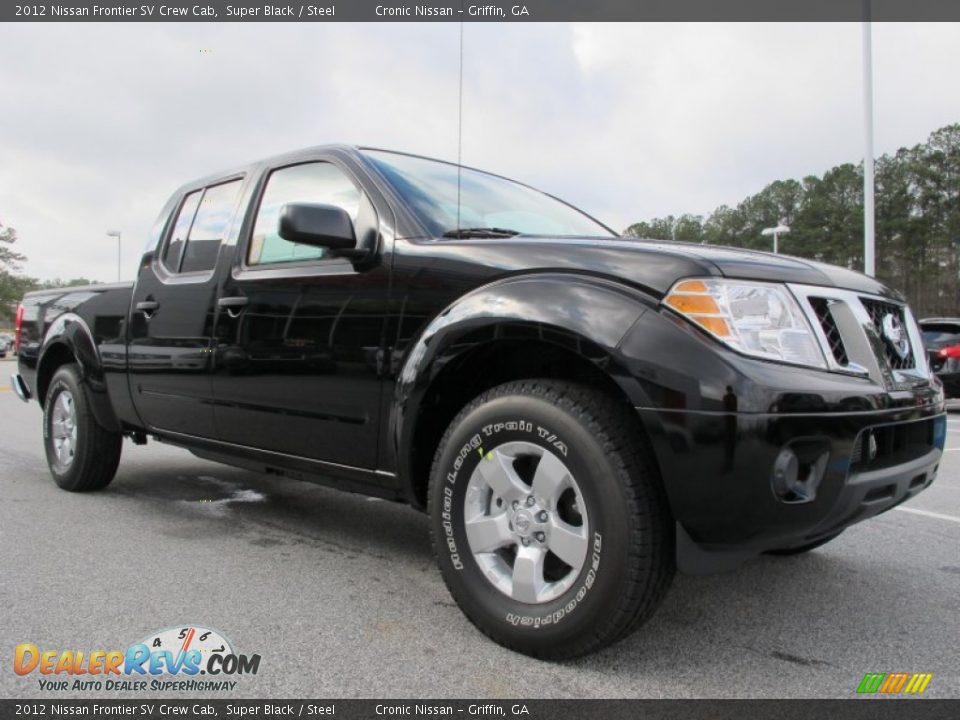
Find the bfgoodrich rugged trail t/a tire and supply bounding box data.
[429,380,675,660]
[43,363,122,492]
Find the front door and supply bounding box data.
[211,159,390,469]
[129,177,245,437]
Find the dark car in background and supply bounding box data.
[920,318,960,398]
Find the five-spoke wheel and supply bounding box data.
[464,441,589,604]
[49,389,78,470]
[43,363,122,491]
[430,380,674,660]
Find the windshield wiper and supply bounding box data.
[441,227,521,239]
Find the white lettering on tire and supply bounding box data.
[442,419,601,623]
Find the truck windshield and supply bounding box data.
[363,149,615,239]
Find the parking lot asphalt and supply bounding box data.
[1,354,958,699]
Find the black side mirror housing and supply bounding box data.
[278,203,357,250]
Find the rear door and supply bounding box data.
[128,176,246,437]
[211,157,391,469]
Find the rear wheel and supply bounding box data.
[429,380,674,660]
[43,364,122,492]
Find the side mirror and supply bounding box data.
[278,203,356,250]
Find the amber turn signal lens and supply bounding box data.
[665,294,721,315]
[663,281,732,338]
[693,316,732,337]
[672,279,709,294]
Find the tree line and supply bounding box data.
[625,123,960,319]
[0,222,95,324]
[3,123,958,324]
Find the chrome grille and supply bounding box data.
[860,298,914,370]
[789,284,927,382]
[809,297,849,366]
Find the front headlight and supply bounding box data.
[663,278,826,369]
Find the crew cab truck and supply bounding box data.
[12,146,946,659]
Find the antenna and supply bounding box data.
[456,20,464,233]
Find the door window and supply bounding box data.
[162,190,201,272]
[180,179,243,273]
[160,179,242,274]
[248,162,362,266]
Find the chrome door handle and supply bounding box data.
[135,300,159,319]
[218,296,249,319]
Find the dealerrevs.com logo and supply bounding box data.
[14,626,261,693]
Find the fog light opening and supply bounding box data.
[771,443,829,504]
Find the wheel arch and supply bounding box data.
[36,314,121,433]
[391,273,660,509]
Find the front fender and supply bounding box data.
[37,314,120,433]
[390,273,657,497]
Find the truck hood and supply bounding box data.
[423,236,899,300]
[630,238,898,299]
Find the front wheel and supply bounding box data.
[43,364,122,492]
[429,380,674,660]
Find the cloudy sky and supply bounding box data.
[2,22,959,282]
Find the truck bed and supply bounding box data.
[17,281,134,394]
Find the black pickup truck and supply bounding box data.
[12,145,946,659]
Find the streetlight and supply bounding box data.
[862,8,875,277]
[106,230,121,282]
[761,224,790,254]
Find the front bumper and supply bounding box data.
[638,404,946,573]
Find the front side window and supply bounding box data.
[248,162,362,266]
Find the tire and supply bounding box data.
[766,531,843,556]
[428,379,674,660]
[43,363,122,492]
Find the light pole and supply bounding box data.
[862,7,876,276]
[761,224,791,254]
[106,230,121,282]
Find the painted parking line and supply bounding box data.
[894,506,960,525]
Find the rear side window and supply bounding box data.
[162,190,201,272]
[181,180,243,273]
[248,162,361,266]
[921,323,960,346]
[161,179,242,274]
